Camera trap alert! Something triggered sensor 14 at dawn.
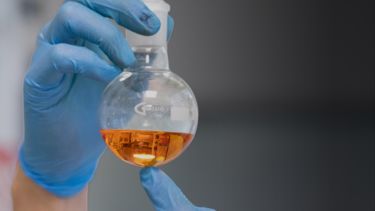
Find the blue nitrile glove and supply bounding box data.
[20,0,174,197]
[141,168,215,211]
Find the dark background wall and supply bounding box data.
[170,0,374,109]
[89,0,374,210]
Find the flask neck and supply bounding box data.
[130,46,169,71]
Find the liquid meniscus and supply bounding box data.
[100,130,193,167]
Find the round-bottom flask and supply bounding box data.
[100,0,198,167]
[100,46,198,167]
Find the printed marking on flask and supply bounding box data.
[135,102,170,116]
[134,102,190,121]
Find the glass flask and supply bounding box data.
[99,0,198,167]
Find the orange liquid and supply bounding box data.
[100,129,193,167]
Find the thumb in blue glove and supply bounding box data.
[140,168,215,211]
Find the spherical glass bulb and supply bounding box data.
[100,59,198,167]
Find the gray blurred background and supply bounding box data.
[90,0,374,211]
[0,0,374,210]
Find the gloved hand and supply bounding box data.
[20,0,174,197]
[141,168,215,211]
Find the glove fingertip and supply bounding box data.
[167,16,174,41]
[102,66,122,83]
[145,14,161,35]
[120,52,137,68]
[140,167,159,187]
